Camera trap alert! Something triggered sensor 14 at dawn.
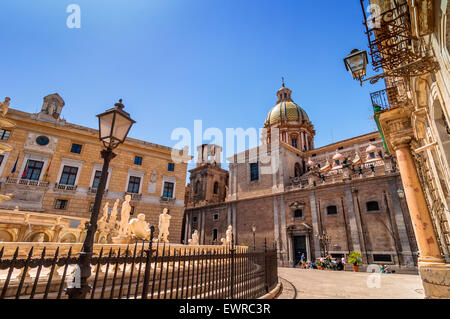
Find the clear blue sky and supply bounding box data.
[1,0,384,174]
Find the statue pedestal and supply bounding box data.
[111,235,134,244]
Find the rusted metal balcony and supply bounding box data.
[361,0,417,72]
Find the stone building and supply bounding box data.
[184,84,418,270]
[0,94,188,243]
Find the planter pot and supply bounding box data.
[353,265,359,272]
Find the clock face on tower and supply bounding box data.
[36,135,50,146]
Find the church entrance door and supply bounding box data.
[293,235,307,266]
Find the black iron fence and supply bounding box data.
[0,241,277,299]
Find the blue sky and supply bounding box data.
[1,0,384,174]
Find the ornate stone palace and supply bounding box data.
[0,94,188,243]
[184,84,419,270]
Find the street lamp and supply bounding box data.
[251,224,256,251]
[66,99,135,299]
[343,49,368,84]
[316,231,331,257]
[397,188,405,198]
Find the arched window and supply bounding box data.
[366,201,380,212]
[326,205,338,215]
[213,181,219,194]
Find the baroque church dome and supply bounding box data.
[264,83,309,127]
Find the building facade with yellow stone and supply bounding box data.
[0,94,188,243]
[353,0,450,297]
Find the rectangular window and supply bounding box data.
[168,163,175,171]
[60,165,78,185]
[373,254,392,262]
[55,199,68,210]
[213,213,219,221]
[294,209,303,218]
[134,156,143,166]
[127,176,141,193]
[292,139,298,148]
[326,205,338,215]
[70,143,83,154]
[0,154,4,166]
[250,162,259,181]
[0,129,11,140]
[163,181,174,198]
[92,170,102,189]
[22,159,44,181]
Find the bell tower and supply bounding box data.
[187,144,228,207]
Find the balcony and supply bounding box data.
[54,183,78,192]
[287,160,388,190]
[125,192,142,200]
[160,196,176,204]
[5,176,49,188]
[361,0,417,72]
[370,87,398,112]
[87,187,108,196]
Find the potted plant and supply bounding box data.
[347,251,363,272]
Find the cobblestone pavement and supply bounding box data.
[277,267,424,299]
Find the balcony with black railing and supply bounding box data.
[370,87,397,112]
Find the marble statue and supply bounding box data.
[98,203,109,232]
[188,230,199,245]
[0,97,10,117]
[109,199,119,231]
[118,195,132,235]
[128,213,151,241]
[157,208,171,243]
[223,225,233,246]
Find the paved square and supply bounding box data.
[278,268,424,299]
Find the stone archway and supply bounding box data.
[0,230,14,242]
[26,232,50,242]
[60,233,77,243]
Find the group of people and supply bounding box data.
[296,254,346,271]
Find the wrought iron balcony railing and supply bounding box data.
[361,0,417,72]
[370,87,399,112]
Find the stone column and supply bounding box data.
[345,188,362,253]
[379,107,450,298]
[387,179,413,265]
[393,137,442,262]
[201,210,206,244]
[185,211,191,244]
[279,196,288,266]
[309,193,321,259]
[232,204,237,243]
[273,197,280,253]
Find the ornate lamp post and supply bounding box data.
[66,99,135,299]
[251,224,256,251]
[316,231,331,257]
[343,49,368,85]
